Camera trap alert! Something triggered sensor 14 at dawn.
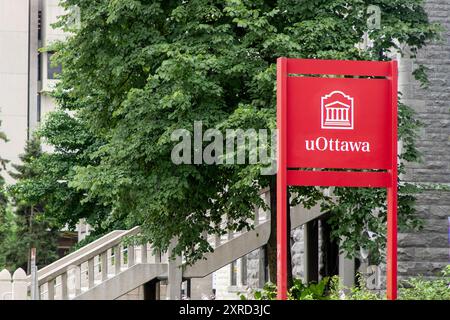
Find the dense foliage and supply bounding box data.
[42,0,439,266]
[10,110,120,238]
[399,265,450,300]
[1,137,59,271]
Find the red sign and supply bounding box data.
[287,77,392,169]
[276,58,398,300]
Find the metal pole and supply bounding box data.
[386,60,398,300]
[30,248,39,300]
[276,57,288,300]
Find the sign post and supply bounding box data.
[30,248,39,300]
[276,58,398,300]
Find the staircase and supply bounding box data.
[27,190,324,300]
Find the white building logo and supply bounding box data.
[321,91,354,130]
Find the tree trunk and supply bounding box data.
[27,206,34,274]
[267,176,293,288]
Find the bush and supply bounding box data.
[328,275,383,300]
[399,265,450,300]
[241,277,332,300]
[289,278,331,300]
[242,265,450,300]
[242,282,277,300]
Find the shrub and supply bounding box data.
[328,275,383,300]
[242,265,450,300]
[289,278,331,300]
[241,277,331,300]
[398,265,450,300]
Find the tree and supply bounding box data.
[4,137,59,271]
[8,109,119,243]
[50,0,439,283]
[0,206,16,271]
[3,109,120,269]
[0,119,7,221]
[0,119,13,270]
[0,211,8,269]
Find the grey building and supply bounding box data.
[396,0,450,280]
[0,0,65,184]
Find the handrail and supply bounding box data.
[28,188,330,300]
[35,226,141,286]
[26,229,127,282]
[184,202,324,277]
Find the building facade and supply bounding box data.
[0,0,65,184]
[396,0,450,281]
[0,0,78,267]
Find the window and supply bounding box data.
[38,10,42,41]
[47,51,62,79]
[38,53,42,81]
[230,260,237,286]
[37,94,41,122]
[241,256,248,286]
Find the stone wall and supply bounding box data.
[246,248,264,289]
[399,0,450,279]
[398,191,450,279]
[291,227,305,279]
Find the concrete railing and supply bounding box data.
[28,229,127,281]
[32,226,167,300]
[208,188,271,252]
[0,269,27,300]
[185,189,324,278]
[28,189,276,300]
[5,188,327,300]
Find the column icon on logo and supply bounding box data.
[321,91,354,130]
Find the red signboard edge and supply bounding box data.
[276,58,398,300]
[386,60,398,300]
[276,57,288,300]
